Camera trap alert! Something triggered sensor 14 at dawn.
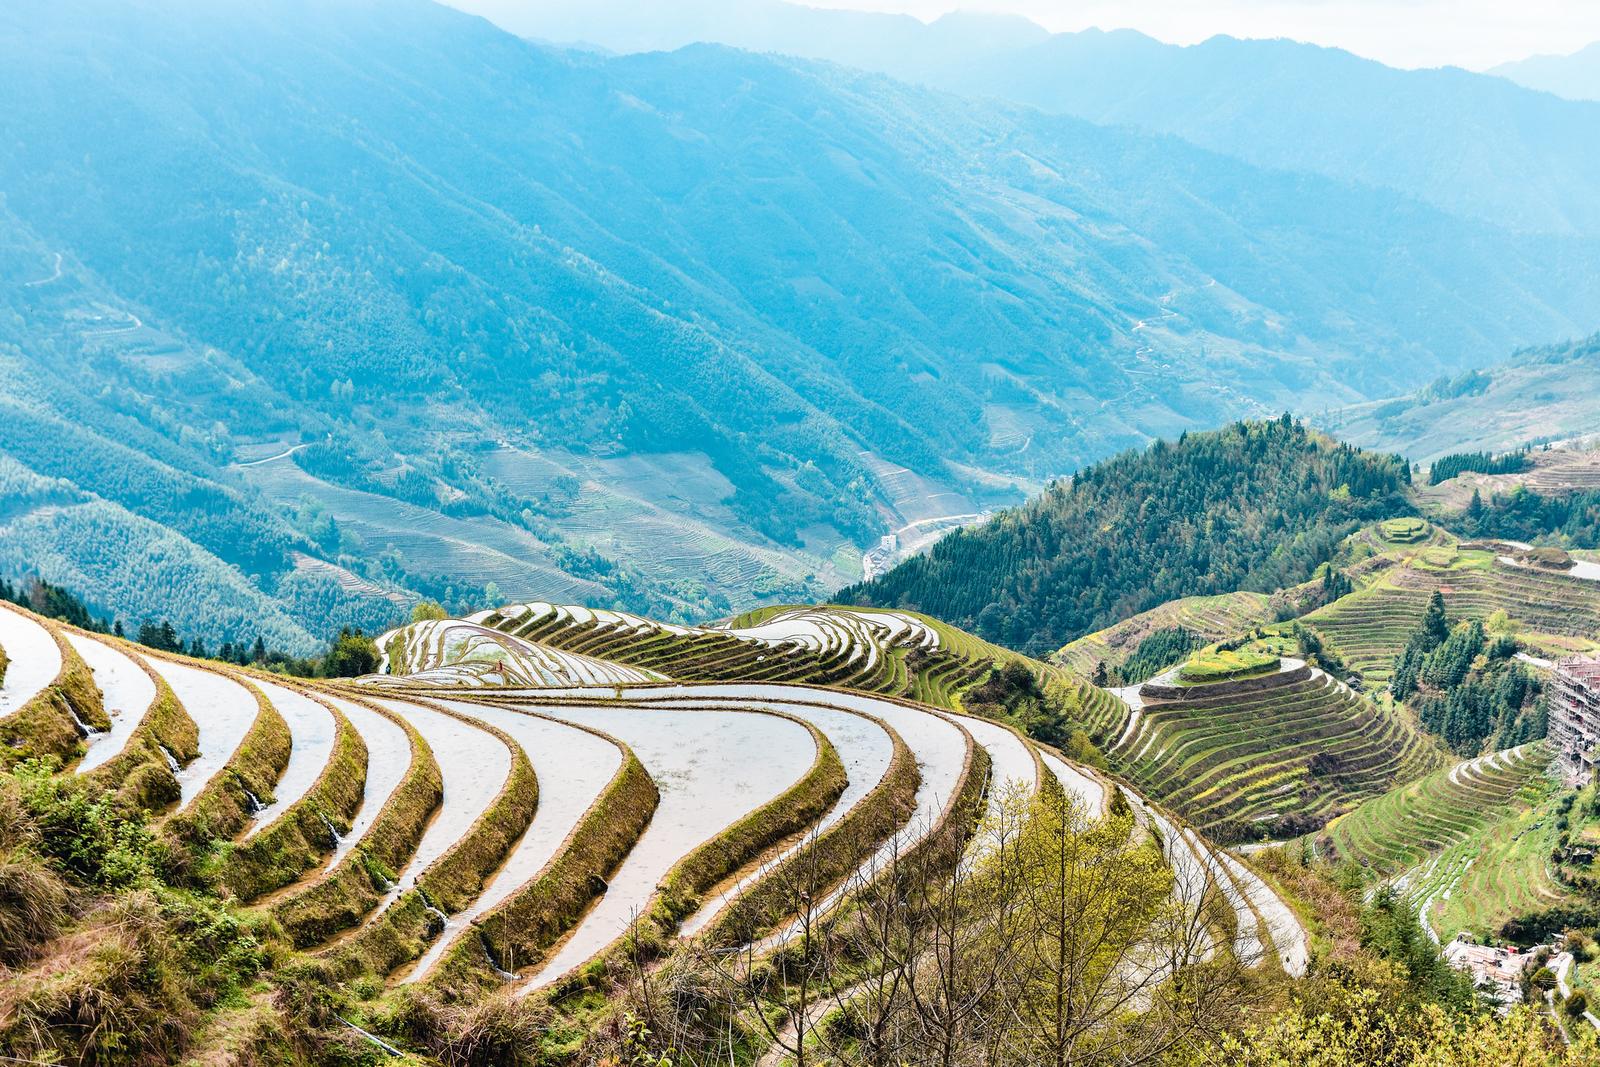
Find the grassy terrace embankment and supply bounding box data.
[0,610,109,769]
[320,702,538,980]
[1305,542,1600,682]
[85,656,200,809]
[481,602,1090,715]
[270,698,444,948]
[221,689,369,902]
[164,674,291,850]
[1112,662,1442,841]
[1319,743,1549,874]
[1053,592,1277,678]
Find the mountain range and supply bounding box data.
[462,0,1600,235]
[1493,41,1600,102]
[2,0,1598,652]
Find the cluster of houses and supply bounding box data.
[1551,655,1600,788]
[1442,934,1538,1008]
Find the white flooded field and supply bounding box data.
[1041,750,1107,816]
[142,658,258,808]
[367,698,511,908]
[320,697,415,867]
[401,699,624,983]
[68,633,155,772]
[673,699,897,936]
[378,619,657,687]
[515,703,815,991]
[0,603,62,717]
[246,682,337,837]
[615,685,971,949]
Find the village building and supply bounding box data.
[1442,934,1536,1009]
[1550,656,1600,787]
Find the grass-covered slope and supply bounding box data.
[1109,660,1442,842]
[474,601,1090,717]
[847,419,1412,655]
[1304,537,1600,682]
[1319,743,1550,877]
[1053,591,1278,678]
[1321,331,1600,462]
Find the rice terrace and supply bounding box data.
[6,1,1600,1064]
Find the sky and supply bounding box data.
[802,0,1600,71]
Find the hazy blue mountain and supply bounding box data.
[467,2,1600,237]
[1493,42,1600,102]
[2,0,1598,649]
[1318,333,1600,461]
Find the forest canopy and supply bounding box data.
[846,417,1412,655]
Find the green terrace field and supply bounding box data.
[1176,649,1281,684]
[1426,779,1567,940]
[1304,540,1600,682]
[1053,592,1278,677]
[1319,743,1550,877]
[1106,659,1443,842]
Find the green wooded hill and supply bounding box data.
[845,418,1412,655]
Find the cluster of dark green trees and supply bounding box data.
[1389,593,1542,754]
[1095,627,1202,687]
[1454,485,1600,548]
[1427,449,1528,485]
[1,572,381,680]
[848,417,1412,655]
[0,576,105,633]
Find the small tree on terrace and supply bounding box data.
[323,627,379,677]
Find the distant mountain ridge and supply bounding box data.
[1492,42,1600,102]
[460,0,1600,236]
[845,419,1412,654]
[1318,333,1600,461]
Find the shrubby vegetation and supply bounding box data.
[850,418,1412,654]
[1453,484,1600,548]
[3,569,381,681]
[1178,648,1280,683]
[1110,626,1204,686]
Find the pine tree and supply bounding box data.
[1422,592,1449,647]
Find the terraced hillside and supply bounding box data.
[1106,656,1443,842]
[1053,592,1278,678]
[1321,743,1551,876]
[0,596,1310,1063]
[1316,744,1559,938]
[1304,539,1600,681]
[476,601,1090,712]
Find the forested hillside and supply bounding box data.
[3,0,1600,648]
[845,418,1411,654]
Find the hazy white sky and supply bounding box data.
[805,0,1600,70]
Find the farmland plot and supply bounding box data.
[142,657,260,808]
[245,682,338,837]
[321,696,417,867]
[67,632,155,772]
[513,703,816,990]
[0,601,62,716]
[378,619,658,687]
[366,698,512,909]
[401,699,624,983]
